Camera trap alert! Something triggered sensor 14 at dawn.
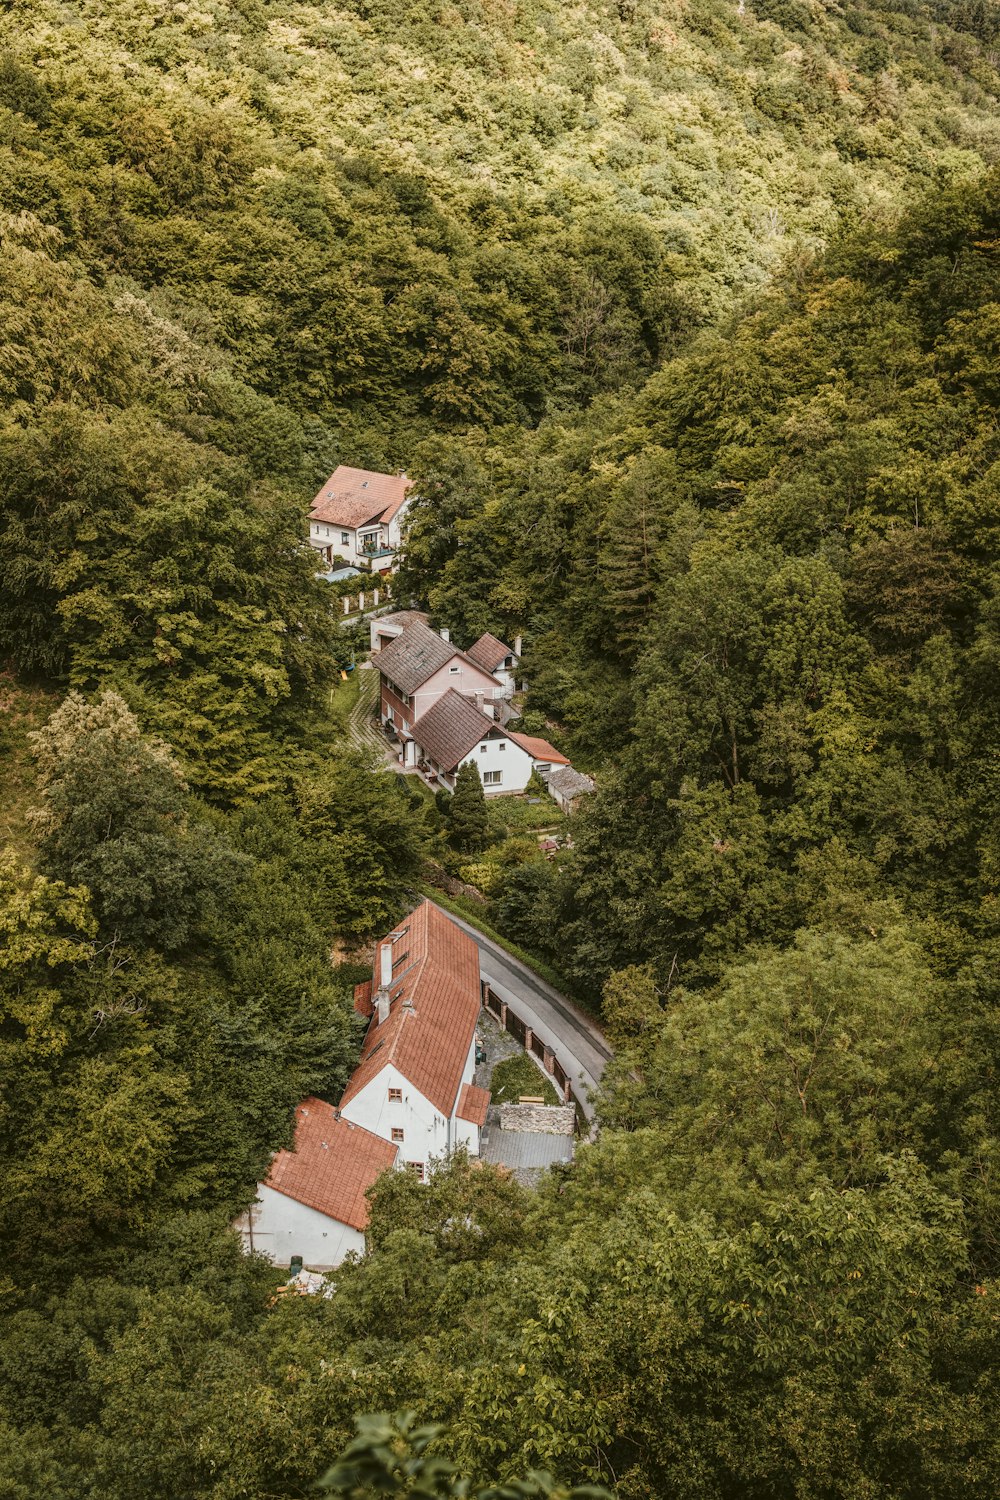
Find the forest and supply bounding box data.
[2,0,1000,1493]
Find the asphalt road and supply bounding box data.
[428,901,612,1121]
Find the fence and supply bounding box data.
[481,980,579,1115]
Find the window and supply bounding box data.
[480,744,488,753]
[498,742,506,752]
[408,1161,425,1181]
[450,665,459,674]
[341,531,349,544]
[391,1127,405,1142]
[388,1088,402,1103]
[483,770,502,787]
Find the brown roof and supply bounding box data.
[340,901,481,1118]
[309,466,411,530]
[376,620,462,695]
[265,1098,397,1231]
[410,689,500,773]
[466,632,514,672]
[508,731,570,765]
[456,1082,491,1128]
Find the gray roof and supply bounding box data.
[410,689,499,772]
[548,766,595,800]
[480,1129,574,1170]
[376,620,459,694]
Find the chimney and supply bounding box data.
[376,988,390,1025]
[475,691,484,712]
[514,634,522,657]
[380,942,393,988]
[439,626,450,642]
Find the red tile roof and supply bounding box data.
[265,1098,398,1231]
[354,980,373,1018]
[309,466,411,530]
[456,1082,491,1128]
[507,731,570,765]
[340,901,481,1119]
[466,631,514,672]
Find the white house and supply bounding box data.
[235,1098,398,1272]
[237,903,491,1272]
[406,689,569,795]
[377,620,505,745]
[308,465,412,573]
[465,631,522,698]
[342,900,491,1172]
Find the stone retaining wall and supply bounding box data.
[498,1102,576,1135]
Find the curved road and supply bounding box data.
[428,901,612,1121]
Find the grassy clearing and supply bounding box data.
[323,670,362,733]
[490,1053,559,1106]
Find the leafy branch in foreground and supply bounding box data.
[316,1412,613,1500]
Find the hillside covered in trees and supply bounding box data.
[2,0,1000,1494]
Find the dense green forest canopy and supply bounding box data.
[2,0,1000,1494]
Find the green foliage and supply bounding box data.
[317,1411,612,1499]
[449,762,489,854]
[489,1054,560,1107]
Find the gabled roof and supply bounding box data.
[409,689,502,773]
[376,620,461,695]
[309,466,411,530]
[466,631,514,672]
[508,731,570,766]
[377,621,502,698]
[265,1097,397,1231]
[548,765,595,799]
[456,1082,491,1128]
[340,901,481,1119]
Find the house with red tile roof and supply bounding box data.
[235,1098,398,1271]
[340,900,490,1171]
[308,465,412,574]
[238,901,491,1271]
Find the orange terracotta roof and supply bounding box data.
[309,466,411,530]
[340,901,481,1119]
[466,631,514,672]
[354,980,373,1018]
[265,1098,398,1231]
[507,731,570,765]
[456,1082,491,1128]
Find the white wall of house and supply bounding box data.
[309,519,364,566]
[237,1185,365,1271]
[341,1063,450,1176]
[412,657,504,723]
[340,1047,479,1171]
[457,733,534,796]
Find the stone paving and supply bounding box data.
[474,1008,575,1187]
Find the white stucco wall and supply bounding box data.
[340,1063,451,1174]
[339,1042,479,1172]
[410,657,503,722]
[237,1185,365,1271]
[310,519,363,565]
[457,733,534,795]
